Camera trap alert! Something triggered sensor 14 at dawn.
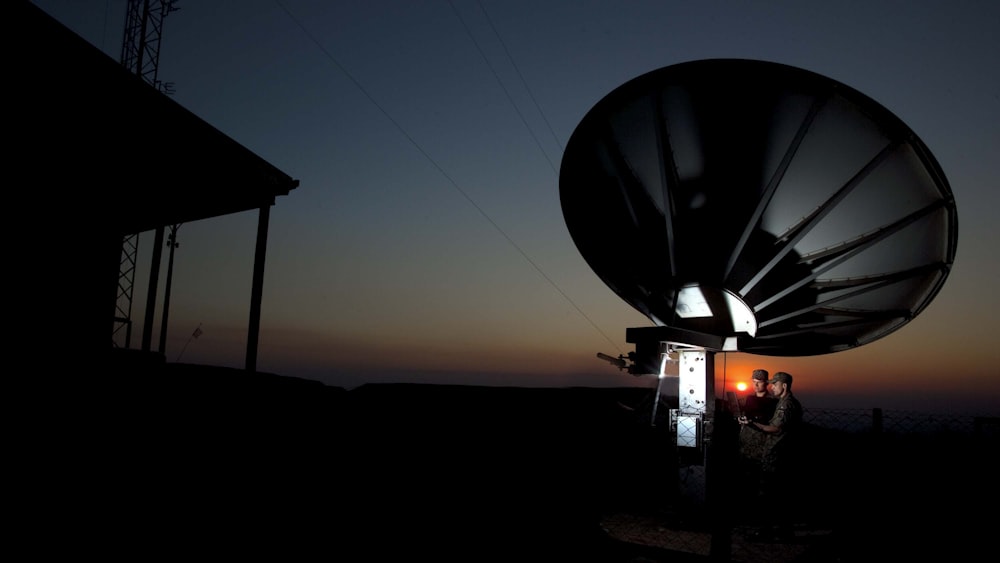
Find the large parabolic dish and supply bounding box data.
[560,59,958,358]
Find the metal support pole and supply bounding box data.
[158,224,179,354]
[246,203,271,373]
[674,349,715,507]
[141,226,165,352]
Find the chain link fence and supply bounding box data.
[803,406,999,436]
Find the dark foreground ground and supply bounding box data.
[45,356,998,561]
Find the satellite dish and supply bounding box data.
[560,59,958,361]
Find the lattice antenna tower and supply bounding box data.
[113,0,179,348]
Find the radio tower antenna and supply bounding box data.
[112,0,179,350]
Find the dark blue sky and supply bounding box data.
[35,1,1000,413]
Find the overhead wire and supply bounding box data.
[273,0,624,354]
[447,0,559,175]
[475,0,565,154]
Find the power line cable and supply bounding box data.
[273,0,623,354]
[447,0,559,175]
[475,0,565,154]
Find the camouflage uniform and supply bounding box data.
[760,392,803,474]
[734,371,805,538]
[738,393,778,506]
[739,394,778,462]
[758,390,803,537]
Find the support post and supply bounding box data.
[158,225,179,354]
[674,349,715,508]
[245,203,271,373]
[141,226,165,352]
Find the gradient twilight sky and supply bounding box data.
[34,1,999,414]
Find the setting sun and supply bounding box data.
[736,382,747,391]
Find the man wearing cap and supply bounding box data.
[739,371,803,540]
[743,369,778,429]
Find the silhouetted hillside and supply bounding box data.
[64,357,996,560]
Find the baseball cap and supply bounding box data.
[751,369,769,381]
[770,372,792,384]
